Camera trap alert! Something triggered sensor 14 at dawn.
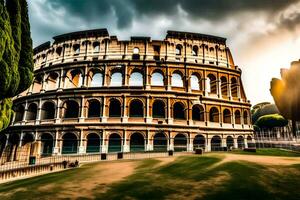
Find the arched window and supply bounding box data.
[174,134,187,152]
[192,105,204,121]
[133,47,140,54]
[32,75,43,93]
[209,107,219,122]
[88,100,101,118]
[243,111,249,124]
[173,102,185,120]
[207,74,217,94]
[191,75,200,90]
[67,69,83,88]
[15,105,25,122]
[41,102,55,120]
[192,46,198,56]
[130,132,144,152]
[223,109,231,123]
[73,44,80,54]
[108,133,121,152]
[237,136,244,148]
[86,133,100,153]
[226,136,234,148]
[171,72,183,87]
[46,72,59,90]
[93,42,100,53]
[22,133,34,146]
[176,44,182,55]
[193,135,205,150]
[220,76,228,96]
[152,100,165,118]
[129,99,144,117]
[129,72,143,86]
[56,47,62,56]
[211,135,221,151]
[62,133,78,154]
[109,99,121,117]
[231,77,238,97]
[110,72,123,86]
[235,110,241,124]
[63,100,79,118]
[91,73,103,87]
[26,103,37,121]
[153,133,167,151]
[41,133,53,155]
[132,47,140,60]
[151,72,164,86]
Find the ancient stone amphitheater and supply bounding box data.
[0,29,253,161]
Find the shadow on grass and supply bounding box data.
[231,148,300,157]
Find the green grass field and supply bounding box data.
[1,149,300,200]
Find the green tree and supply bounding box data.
[255,114,288,129]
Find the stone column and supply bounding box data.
[101,96,107,122]
[55,98,62,123]
[124,65,128,86]
[40,73,46,93]
[167,97,173,124]
[187,134,193,152]
[79,96,85,122]
[228,82,232,100]
[168,132,174,151]
[206,137,211,152]
[122,96,128,122]
[35,100,42,125]
[221,138,227,148]
[146,130,152,151]
[244,138,248,148]
[145,65,150,89]
[101,130,108,153]
[217,78,222,98]
[103,65,108,86]
[57,68,64,91]
[122,130,129,152]
[146,96,152,123]
[204,78,209,96]
[53,130,60,155]
[22,102,28,124]
[78,130,85,154]
[233,137,238,149]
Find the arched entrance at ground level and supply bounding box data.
[211,136,222,151]
[226,136,234,149]
[86,133,101,153]
[130,133,145,152]
[193,135,205,150]
[0,135,7,157]
[8,134,20,161]
[247,136,254,148]
[153,133,167,151]
[174,134,187,152]
[108,133,122,153]
[22,133,35,158]
[41,133,53,156]
[237,136,245,149]
[62,133,78,154]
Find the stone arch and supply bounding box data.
[41,133,53,156]
[14,104,25,122]
[190,72,201,90]
[129,71,143,86]
[8,134,20,161]
[41,101,56,120]
[108,133,122,152]
[87,99,101,118]
[174,133,187,152]
[235,110,241,124]
[192,104,205,121]
[152,100,166,118]
[22,133,35,146]
[209,107,219,122]
[153,132,167,151]
[26,103,38,121]
[192,45,198,56]
[46,72,59,90]
[173,102,186,120]
[176,44,182,55]
[207,74,217,94]
[247,135,254,148]
[220,76,228,96]
[109,98,122,117]
[193,134,206,150]
[62,132,78,154]
[93,41,100,53]
[237,135,244,148]
[231,77,238,97]
[223,109,231,123]
[226,136,234,149]
[130,132,145,152]
[211,135,222,151]
[73,43,80,54]
[62,100,79,119]
[243,110,249,124]
[171,71,184,87]
[110,71,123,86]
[89,69,103,87]
[151,70,164,86]
[65,69,83,88]
[86,133,101,153]
[32,74,43,93]
[129,99,144,117]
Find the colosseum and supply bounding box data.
[0,29,253,161]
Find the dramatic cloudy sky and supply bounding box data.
[28,0,300,105]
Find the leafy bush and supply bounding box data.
[255,114,288,129]
[251,103,279,123]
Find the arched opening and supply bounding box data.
[32,75,43,93]
[41,102,55,120]
[63,100,79,119]
[8,134,20,161]
[152,100,165,118]
[231,77,238,97]
[73,44,80,54]
[15,105,25,122]
[109,99,121,117]
[151,72,164,86]
[153,133,167,151]
[93,42,100,53]
[207,74,217,94]
[223,109,231,123]
[220,76,228,96]
[209,107,219,122]
[247,136,254,148]
[193,135,205,150]
[86,133,100,153]
[0,135,7,157]
[192,105,204,121]
[67,69,83,88]
[176,44,182,55]
[41,133,53,156]
[88,100,101,118]
[191,74,200,90]
[173,102,185,120]
[174,134,187,152]
[235,110,241,124]
[132,47,140,60]
[91,73,103,87]
[108,133,121,152]
[171,72,183,87]
[56,47,62,56]
[26,103,38,121]
[22,133,35,157]
[211,136,222,151]
[243,111,249,124]
[62,133,78,154]
[192,46,198,56]
[46,72,59,90]
[129,99,144,117]
[226,136,234,149]
[237,136,244,149]
[110,72,123,86]
[130,132,144,152]
[129,72,143,86]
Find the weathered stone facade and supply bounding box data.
[0,29,253,161]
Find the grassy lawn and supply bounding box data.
[1,152,300,199]
[231,148,300,157]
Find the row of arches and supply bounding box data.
[14,99,250,124]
